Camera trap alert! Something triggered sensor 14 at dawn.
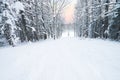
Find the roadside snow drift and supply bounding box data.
[0,38,120,80]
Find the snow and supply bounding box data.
[62,30,74,38]
[11,1,24,14]
[0,38,120,80]
[31,27,36,32]
[0,16,2,22]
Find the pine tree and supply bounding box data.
[109,0,120,40]
[1,2,18,46]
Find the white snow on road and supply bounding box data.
[0,38,120,80]
[62,30,74,38]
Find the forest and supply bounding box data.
[0,0,120,47]
[74,0,120,40]
[0,0,66,47]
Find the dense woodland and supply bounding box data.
[0,0,120,47]
[74,0,120,40]
[0,0,66,46]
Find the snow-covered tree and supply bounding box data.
[48,0,69,39]
[74,0,120,41]
[0,1,19,46]
[109,0,120,40]
[0,0,67,47]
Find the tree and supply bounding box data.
[0,1,8,46]
[0,0,69,47]
[109,0,120,40]
[102,0,109,38]
[74,0,120,41]
[48,0,70,39]
[1,2,19,46]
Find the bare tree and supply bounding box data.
[48,0,71,39]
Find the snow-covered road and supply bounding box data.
[0,38,120,80]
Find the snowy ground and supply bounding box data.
[0,38,120,80]
[62,30,74,38]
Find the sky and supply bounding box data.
[62,0,77,24]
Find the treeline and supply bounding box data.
[0,0,65,47]
[74,0,120,41]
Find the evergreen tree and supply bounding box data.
[109,0,120,40]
